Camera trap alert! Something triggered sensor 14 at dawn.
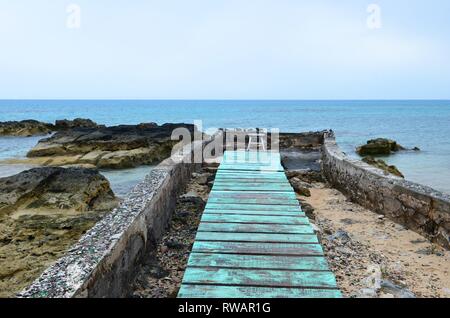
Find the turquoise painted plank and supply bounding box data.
[195,232,318,243]
[216,170,287,181]
[217,170,285,175]
[192,241,323,256]
[205,203,302,212]
[203,209,304,216]
[220,166,284,170]
[208,189,297,202]
[178,284,342,298]
[222,154,281,162]
[207,197,299,206]
[186,253,328,270]
[212,184,293,191]
[207,194,298,201]
[198,222,314,234]
[201,214,309,225]
[181,267,338,288]
[214,179,289,184]
[215,174,287,180]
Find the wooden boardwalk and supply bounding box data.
[178,150,341,298]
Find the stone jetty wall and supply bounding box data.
[18,140,209,298]
[321,131,450,249]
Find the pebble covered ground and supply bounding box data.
[129,166,216,298]
[299,181,450,298]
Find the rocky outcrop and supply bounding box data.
[279,131,327,149]
[362,156,404,178]
[0,167,117,214]
[0,120,53,137]
[0,118,101,137]
[357,138,405,156]
[25,123,196,169]
[54,118,101,130]
[0,167,118,297]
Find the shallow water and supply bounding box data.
[1,100,449,193]
[100,166,154,197]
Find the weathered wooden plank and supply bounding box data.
[215,174,287,181]
[198,222,314,234]
[220,166,284,172]
[178,284,342,298]
[205,203,302,212]
[209,191,297,199]
[213,184,293,192]
[187,253,328,270]
[201,214,309,225]
[195,232,318,243]
[182,267,338,288]
[207,197,299,206]
[192,241,323,256]
[203,209,304,216]
[214,179,289,184]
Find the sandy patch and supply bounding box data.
[301,186,450,298]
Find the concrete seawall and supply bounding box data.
[18,140,207,298]
[321,131,450,249]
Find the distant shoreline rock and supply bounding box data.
[0,120,53,137]
[0,118,101,137]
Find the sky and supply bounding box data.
[0,0,449,99]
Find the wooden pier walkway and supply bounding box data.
[178,150,341,298]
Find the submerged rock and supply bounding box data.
[0,120,53,137]
[0,167,118,215]
[25,123,196,169]
[362,156,404,178]
[357,138,405,156]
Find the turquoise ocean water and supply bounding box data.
[1,100,449,195]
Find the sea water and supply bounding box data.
[1,100,449,194]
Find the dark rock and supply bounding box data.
[300,202,315,219]
[180,191,205,208]
[289,178,311,197]
[177,211,190,218]
[285,169,324,183]
[278,131,327,149]
[328,230,351,244]
[340,218,360,225]
[362,156,404,178]
[357,138,405,156]
[147,265,169,279]
[0,167,118,215]
[412,147,421,151]
[380,280,415,298]
[54,118,100,130]
[166,239,185,249]
[0,120,53,137]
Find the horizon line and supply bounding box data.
[1,98,450,102]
